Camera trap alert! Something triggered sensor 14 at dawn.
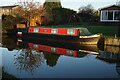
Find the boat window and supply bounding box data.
[51,47,57,53]
[66,50,74,56]
[51,29,58,34]
[67,29,75,35]
[33,44,38,50]
[79,28,91,36]
[44,29,47,32]
[34,28,39,33]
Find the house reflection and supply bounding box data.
[97,46,120,79]
[116,62,120,79]
[97,45,120,63]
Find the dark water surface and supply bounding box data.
[1,35,120,78]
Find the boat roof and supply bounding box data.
[29,26,87,29]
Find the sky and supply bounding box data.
[0,0,119,12]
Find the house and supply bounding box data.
[0,5,19,15]
[99,5,120,22]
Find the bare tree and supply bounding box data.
[13,0,49,27]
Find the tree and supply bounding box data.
[44,0,62,24]
[78,4,95,22]
[2,15,23,32]
[52,8,77,25]
[13,0,49,27]
[44,0,62,11]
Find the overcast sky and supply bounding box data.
[0,0,118,12]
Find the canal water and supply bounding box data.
[1,35,120,79]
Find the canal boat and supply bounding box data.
[17,27,101,44]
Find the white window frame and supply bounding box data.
[100,10,120,22]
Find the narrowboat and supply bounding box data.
[17,27,101,44]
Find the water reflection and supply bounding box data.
[16,37,120,63]
[44,52,60,67]
[1,35,120,78]
[116,62,120,79]
[14,48,44,74]
[2,35,17,51]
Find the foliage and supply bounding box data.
[13,0,49,26]
[2,15,23,31]
[44,0,62,11]
[44,0,62,24]
[77,4,99,22]
[52,8,77,25]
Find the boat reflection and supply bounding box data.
[17,38,99,58]
[17,37,120,60]
[16,38,99,68]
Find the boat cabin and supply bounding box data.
[28,27,92,36]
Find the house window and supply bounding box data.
[108,11,113,20]
[101,10,120,21]
[114,11,120,20]
[67,29,75,35]
[34,28,39,33]
[101,11,108,20]
[51,29,57,34]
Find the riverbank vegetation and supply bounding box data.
[1,0,119,36]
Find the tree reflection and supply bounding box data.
[43,52,60,67]
[14,48,45,74]
[2,35,17,51]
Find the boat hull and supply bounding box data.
[79,35,101,45]
[19,33,101,45]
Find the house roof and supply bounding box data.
[99,5,120,10]
[0,5,19,8]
